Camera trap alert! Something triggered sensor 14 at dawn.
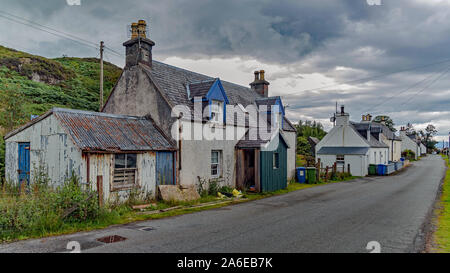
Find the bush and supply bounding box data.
[402,149,416,161]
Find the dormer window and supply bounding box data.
[210,100,223,123]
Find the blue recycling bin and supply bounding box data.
[377,164,387,175]
[296,167,306,183]
[400,157,405,162]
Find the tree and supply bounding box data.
[373,115,396,132]
[419,124,438,151]
[295,120,327,156]
[405,122,416,136]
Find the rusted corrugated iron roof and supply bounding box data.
[52,108,176,152]
[4,107,176,152]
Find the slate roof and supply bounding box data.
[5,108,176,152]
[317,147,370,155]
[141,62,296,132]
[236,130,290,149]
[188,80,215,99]
[351,122,400,140]
[255,96,280,107]
[348,123,388,148]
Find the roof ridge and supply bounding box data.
[52,108,144,120]
[153,60,260,95]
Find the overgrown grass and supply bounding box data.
[432,155,450,252]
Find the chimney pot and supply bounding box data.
[260,70,265,81]
[340,105,345,114]
[254,71,260,81]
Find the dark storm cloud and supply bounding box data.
[1,0,450,137]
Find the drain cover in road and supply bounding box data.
[97,235,127,244]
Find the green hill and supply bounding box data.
[0,45,122,117]
[0,44,122,179]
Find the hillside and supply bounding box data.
[0,45,122,117]
[0,45,123,179]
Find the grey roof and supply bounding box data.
[317,147,370,155]
[141,62,296,132]
[5,108,176,152]
[236,130,290,149]
[351,121,400,140]
[255,96,280,107]
[188,80,215,99]
[349,123,389,148]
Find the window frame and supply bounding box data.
[112,153,138,191]
[210,100,223,123]
[211,150,222,178]
[273,152,280,169]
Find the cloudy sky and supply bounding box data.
[1,0,450,141]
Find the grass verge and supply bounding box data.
[431,155,450,252]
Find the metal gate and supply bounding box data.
[18,142,30,186]
[156,151,175,185]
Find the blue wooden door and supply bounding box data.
[18,143,30,186]
[156,151,175,185]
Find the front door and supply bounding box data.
[156,151,175,185]
[18,143,30,186]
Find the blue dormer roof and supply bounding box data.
[255,96,285,116]
[188,78,229,104]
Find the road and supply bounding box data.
[0,155,445,253]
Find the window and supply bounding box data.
[336,155,345,162]
[273,153,280,169]
[113,153,137,189]
[211,150,222,177]
[210,100,223,123]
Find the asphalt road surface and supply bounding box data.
[0,155,445,253]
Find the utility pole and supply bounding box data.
[99,41,104,112]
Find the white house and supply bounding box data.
[315,106,389,177]
[399,127,420,160]
[419,142,427,156]
[4,108,177,201]
[351,114,402,162]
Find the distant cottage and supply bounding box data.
[315,106,401,177]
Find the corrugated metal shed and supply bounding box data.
[5,108,176,152]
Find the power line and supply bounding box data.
[399,64,450,107]
[362,62,450,115]
[0,10,99,48]
[299,58,450,93]
[0,13,99,52]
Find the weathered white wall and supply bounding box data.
[179,121,242,188]
[368,147,389,165]
[380,134,402,162]
[317,154,369,177]
[5,115,83,185]
[399,132,419,160]
[284,131,297,180]
[88,152,157,201]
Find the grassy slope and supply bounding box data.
[0,45,122,117]
[432,155,450,252]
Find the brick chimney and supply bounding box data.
[250,70,269,97]
[123,20,155,68]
